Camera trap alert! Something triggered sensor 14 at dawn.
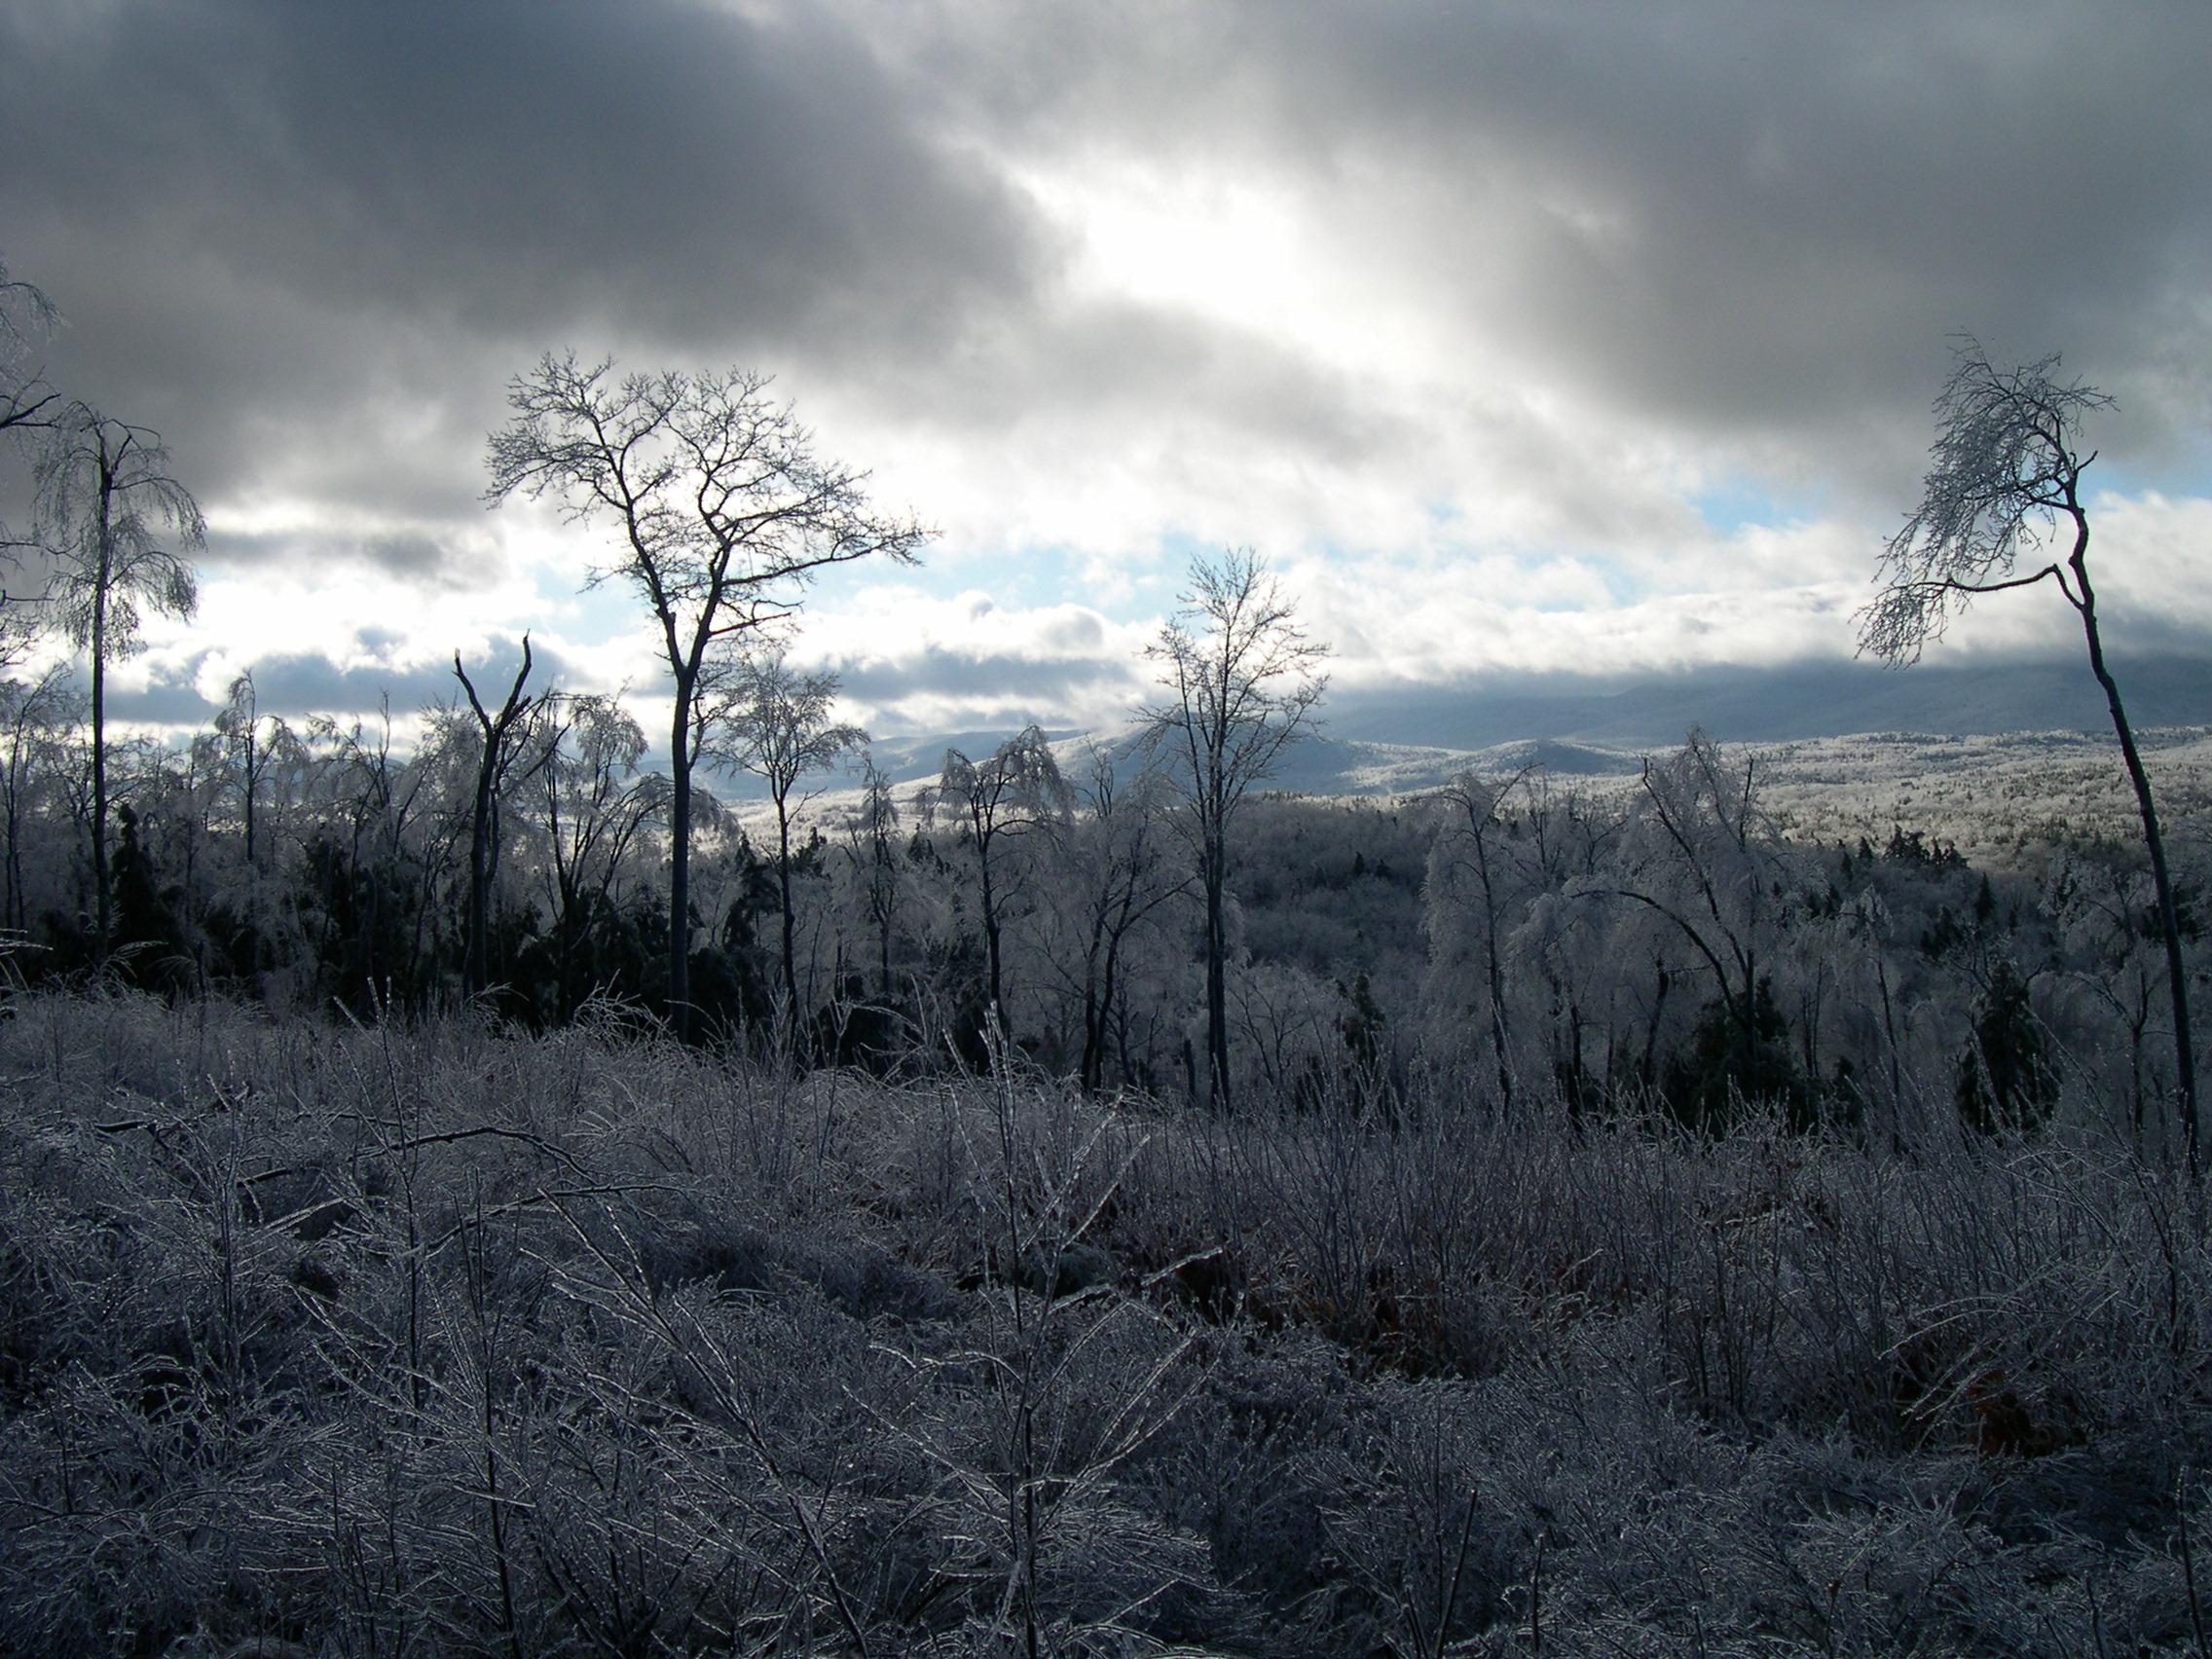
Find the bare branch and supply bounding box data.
[1139,547,1329,1104]
[485,349,931,1028]
[1857,339,2107,664]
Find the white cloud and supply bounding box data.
[4,0,2207,741]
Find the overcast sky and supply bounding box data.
[3,0,2208,743]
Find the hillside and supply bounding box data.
[3,991,2207,1654]
[708,652,2212,813]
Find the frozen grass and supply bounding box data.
[0,989,2208,1653]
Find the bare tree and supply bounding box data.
[844,755,903,1001]
[1431,766,1532,1109]
[1143,548,1328,1108]
[707,645,866,1034]
[454,637,542,1001]
[485,352,928,1035]
[211,668,308,876]
[1589,731,1804,1127]
[1056,747,1189,1093]
[32,406,202,959]
[0,663,78,933]
[530,692,669,1020]
[1859,339,2197,1169]
[928,726,1068,1037]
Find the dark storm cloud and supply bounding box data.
[251,639,573,722]
[830,645,1127,712]
[3,0,2207,599]
[928,0,2212,489]
[107,637,571,731]
[1346,3,2212,461]
[359,533,467,586]
[2,1,1049,341]
[100,673,225,732]
[206,524,503,592]
[0,0,1055,515]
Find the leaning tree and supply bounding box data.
[486,353,928,1035]
[1860,338,2197,1168]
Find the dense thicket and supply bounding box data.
[1,990,2209,1654]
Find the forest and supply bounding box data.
[5,249,2212,1654]
[0,642,2197,1168]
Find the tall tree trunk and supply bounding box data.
[1090,925,1128,1096]
[5,777,20,934]
[1470,830,1514,1111]
[457,641,535,1004]
[873,823,896,1001]
[667,690,693,1040]
[464,771,494,999]
[242,730,257,872]
[978,848,1004,1032]
[90,550,109,963]
[1079,905,1110,1093]
[775,793,798,1042]
[1204,848,1230,1109]
[876,901,892,1003]
[2070,516,2198,1169]
[1080,983,1103,1093]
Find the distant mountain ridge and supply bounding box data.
[706,652,2212,805]
[1321,652,2212,753]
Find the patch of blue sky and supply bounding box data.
[1493,556,1642,612]
[537,568,639,647]
[2094,440,2212,502]
[1690,474,1820,536]
[804,535,1177,624]
[1407,506,1639,612]
[1558,561,1643,610]
[1146,527,1228,568]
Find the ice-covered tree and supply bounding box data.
[31,406,202,959]
[707,646,865,1033]
[1861,340,2197,1166]
[1143,549,1327,1107]
[929,726,1067,1037]
[486,353,927,1033]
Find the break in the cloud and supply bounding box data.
[1,0,2208,739]
[779,586,1153,736]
